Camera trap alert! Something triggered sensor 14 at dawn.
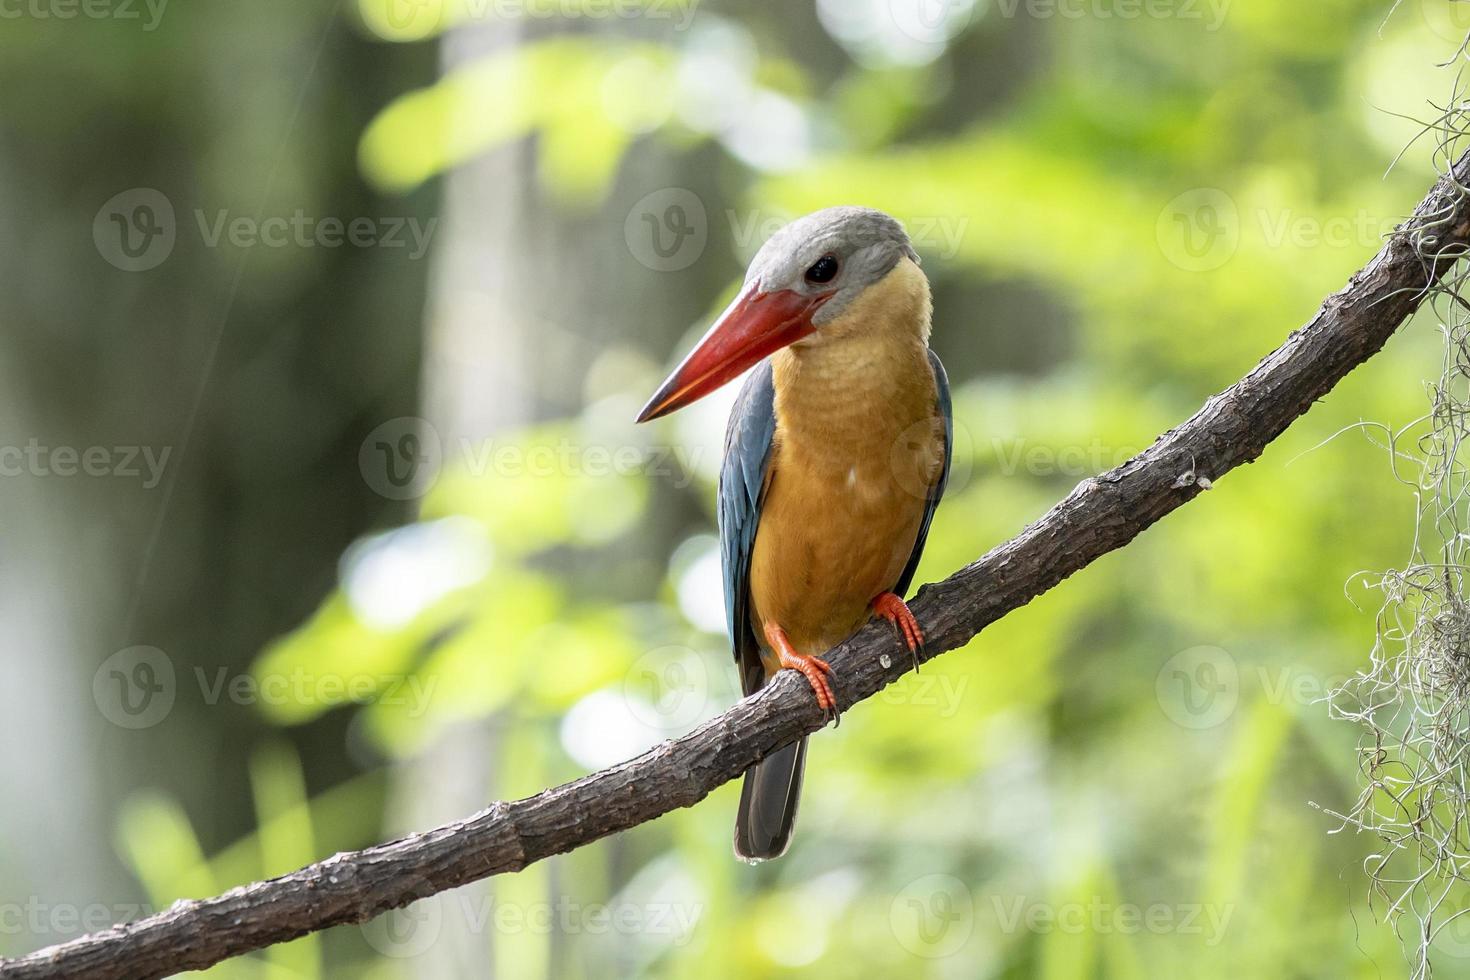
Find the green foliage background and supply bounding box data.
[6,0,1470,976]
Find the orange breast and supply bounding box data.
[747,336,944,663]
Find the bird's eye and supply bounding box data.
[804,254,839,285]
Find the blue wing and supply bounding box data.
[893,349,953,598]
[716,353,951,696]
[718,361,778,698]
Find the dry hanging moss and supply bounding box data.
[1325,34,1470,979]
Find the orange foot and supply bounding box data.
[764,622,837,721]
[872,591,924,668]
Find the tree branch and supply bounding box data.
[8,155,1470,980]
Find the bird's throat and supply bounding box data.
[769,257,937,470]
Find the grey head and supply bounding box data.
[744,207,919,325]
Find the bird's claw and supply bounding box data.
[778,648,838,724]
[873,591,924,671]
[765,622,839,725]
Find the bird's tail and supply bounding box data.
[734,736,806,862]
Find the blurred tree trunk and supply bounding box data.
[392,11,742,974]
[0,4,434,958]
[395,19,630,980]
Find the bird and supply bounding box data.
[636,206,952,862]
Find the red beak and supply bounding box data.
[636,287,833,423]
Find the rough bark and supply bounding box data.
[6,154,1470,980]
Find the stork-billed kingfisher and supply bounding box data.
[636,207,952,862]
